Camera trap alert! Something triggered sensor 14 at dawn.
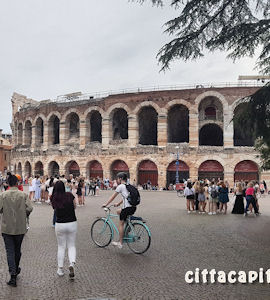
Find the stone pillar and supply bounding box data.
[128,114,138,147]
[102,118,110,147]
[224,110,234,148]
[189,110,198,147]
[22,128,26,146]
[157,113,167,147]
[59,122,66,150]
[80,164,87,178]
[189,164,198,182]
[31,125,36,151]
[224,169,234,188]
[43,121,49,151]
[128,159,137,183]
[79,120,87,150]
[158,163,167,188]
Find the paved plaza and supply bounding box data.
[0,190,270,300]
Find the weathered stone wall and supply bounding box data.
[10,87,270,187]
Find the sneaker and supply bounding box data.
[244,213,247,217]
[198,212,202,214]
[187,210,191,214]
[57,268,64,276]
[36,201,42,204]
[212,212,217,215]
[208,212,212,215]
[69,263,75,280]
[202,211,206,214]
[111,241,123,249]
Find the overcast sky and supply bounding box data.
[0,0,259,133]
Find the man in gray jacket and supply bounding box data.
[0,174,33,287]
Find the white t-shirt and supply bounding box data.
[115,183,131,209]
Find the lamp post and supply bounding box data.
[175,146,180,184]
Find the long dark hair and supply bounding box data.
[51,181,66,209]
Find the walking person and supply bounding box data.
[232,182,244,214]
[0,175,33,287]
[51,181,77,279]
[76,179,83,206]
[34,175,42,204]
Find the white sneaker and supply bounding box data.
[187,210,191,214]
[57,268,64,276]
[212,212,217,215]
[208,212,212,215]
[111,241,123,249]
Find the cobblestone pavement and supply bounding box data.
[0,190,270,300]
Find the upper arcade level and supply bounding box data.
[11,85,261,152]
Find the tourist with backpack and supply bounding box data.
[102,172,140,249]
[208,181,219,215]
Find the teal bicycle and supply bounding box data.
[91,205,151,254]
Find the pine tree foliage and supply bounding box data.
[133,0,270,73]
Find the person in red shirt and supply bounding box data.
[244,182,259,216]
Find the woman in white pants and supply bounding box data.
[51,181,77,279]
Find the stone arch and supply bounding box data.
[199,124,223,146]
[34,161,44,176]
[48,161,60,177]
[35,117,44,146]
[110,160,129,180]
[167,104,189,143]
[110,108,128,141]
[165,99,192,111]
[24,120,32,146]
[195,91,228,112]
[48,114,60,145]
[233,103,255,146]
[24,161,32,178]
[86,110,102,143]
[18,123,23,145]
[234,160,259,182]
[198,160,224,181]
[138,106,158,145]
[65,160,80,178]
[133,101,161,115]
[137,159,158,187]
[64,112,80,142]
[17,162,22,176]
[61,108,80,122]
[87,160,103,179]
[166,160,190,186]
[106,103,131,117]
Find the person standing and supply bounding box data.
[184,182,195,213]
[232,182,244,214]
[0,175,33,287]
[51,181,77,279]
[218,181,229,214]
[34,175,42,204]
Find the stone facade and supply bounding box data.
[0,129,12,175]
[10,87,270,187]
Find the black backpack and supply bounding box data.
[211,187,219,198]
[125,184,141,206]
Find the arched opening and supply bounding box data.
[24,120,32,146]
[17,162,22,176]
[35,161,44,176]
[138,160,158,186]
[198,160,224,181]
[66,161,80,178]
[199,124,223,146]
[66,113,80,141]
[233,104,255,146]
[168,105,189,143]
[234,160,259,182]
[139,106,158,145]
[88,160,103,179]
[111,160,129,180]
[166,160,189,186]
[14,164,17,174]
[18,123,23,145]
[24,161,32,178]
[48,115,60,145]
[88,111,102,143]
[48,161,60,177]
[35,117,44,146]
[112,109,128,140]
[205,107,216,120]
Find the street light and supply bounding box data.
[175,146,180,184]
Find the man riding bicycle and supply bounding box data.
[102,172,136,249]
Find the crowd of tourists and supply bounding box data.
[183,178,267,216]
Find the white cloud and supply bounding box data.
[0,0,259,133]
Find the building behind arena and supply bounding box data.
[10,85,270,187]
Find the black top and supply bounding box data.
[55,192,77,223]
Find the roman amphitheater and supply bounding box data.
[10,85,270,187]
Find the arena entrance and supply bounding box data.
[138,160,158,187]
[111,160,129,180]
[66,161,80,178]
[88,160,103,179]
[35,161,44,176]
[48,161,60,177]
[24,161,32,178]
[166,160,189,186]
[234,160,259,182]
[198,160,224,181]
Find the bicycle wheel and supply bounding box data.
[91,218,112,247]
[125,222,151,254]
